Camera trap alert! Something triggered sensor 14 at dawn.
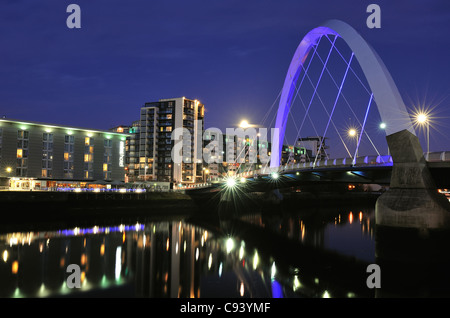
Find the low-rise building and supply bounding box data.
[0,118,129,190]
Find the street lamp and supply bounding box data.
[415,112,429,159]
[239,120,250,129]
[379,123,389,155]
[348,128,359,159]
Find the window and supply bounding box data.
[64,134,75,179]
[42,133,53,178]
[84,137,94,179]
[16,130,29,177]
[103,138,112,180]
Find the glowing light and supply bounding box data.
[379,122,386,129]
[239,245,245,260]
[225,177,237,188]
[271,172,279,180]
[226,238,234,254]
[240,282,245,297]
[349,211,353,224]
[2,250,8,262]
[293,275,302,291]
[416,113,428,124]
[115,247,122,281]
[208,253,213,269]
[271,262,276,278]
[5,167,12,173]
[12,260,19,274]
[239,120,250,128]
[253,251,259,270]
[322,290,331,298]
[240,177,246,183]
[348,128,357,137]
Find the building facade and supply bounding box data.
[126,97,205,184]
[0,118,128,189]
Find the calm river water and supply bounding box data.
[1,201,450,298]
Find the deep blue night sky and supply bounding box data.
[0,0,449,155]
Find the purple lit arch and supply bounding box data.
[270,20,415,167]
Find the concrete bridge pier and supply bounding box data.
[375,129,450,231]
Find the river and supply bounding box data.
[1,200,449,298]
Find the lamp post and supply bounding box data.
[348,128,359,159]
[379,122,389,156]
[415,113,429,159]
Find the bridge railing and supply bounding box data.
[427,151,450,162]
[235,155,394,178]
[234,152,450,179]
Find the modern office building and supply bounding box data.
[0,118,129,190]
[127,97,205,184]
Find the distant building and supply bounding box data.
[203,131,305,178]
[297,136,328,161]
[0,118,129,190]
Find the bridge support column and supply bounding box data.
[376,129,450,230]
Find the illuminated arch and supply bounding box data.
[270,19,415,167]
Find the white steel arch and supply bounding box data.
[270,19,415,167]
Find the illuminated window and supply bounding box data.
[64,135,75,179]
[84,137,94,179]
[16,130,29,177]
[42,133,53,178]
[84,154,93,162]
[103,139,112,180]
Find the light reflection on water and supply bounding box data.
[2,203,449,298]
[0,207,375,299]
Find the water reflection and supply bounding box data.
[239,207,375,262]
[1,203,449,298]
[0,213,369,298]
